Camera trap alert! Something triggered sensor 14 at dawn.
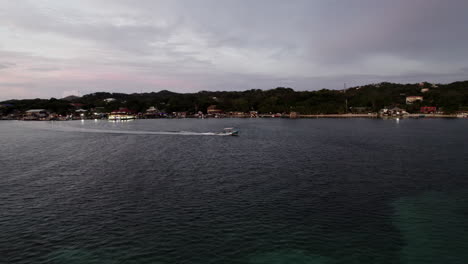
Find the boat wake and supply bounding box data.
[34,125,230,136]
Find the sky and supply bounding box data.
[1,0,468,100]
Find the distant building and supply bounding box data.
[91,107,106,119]
[25,109,48,114]
[75,109,88,118]
[195,111,204,118]
[420,88,429,93]
[70,103,84,109]
[24,109,49,120]
[207,105,222,114]
[173,112,187,118]
[380,107,408,116]
[420,106,437,114]
[144,106,160,118]
[249,111,258,118]
[146,106,158,113]
[406,96,423,104]
[289,112,299,119]
[228,111,247,118]
[104,98,116,103]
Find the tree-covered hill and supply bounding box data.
[1,81,467,115]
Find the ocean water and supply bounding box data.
[1,118,467,264]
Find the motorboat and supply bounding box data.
[219,128,239,136]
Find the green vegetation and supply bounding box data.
[1,81,468,115]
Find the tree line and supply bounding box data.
[1,81,467,115]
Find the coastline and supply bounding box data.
[296,113,461,118]
[1,113,465,121]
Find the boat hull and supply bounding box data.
[108,115,136,121]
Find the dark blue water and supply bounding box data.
[1,119,467,264]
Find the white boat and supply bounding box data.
[218,128,239,136]
[108,108,136,121]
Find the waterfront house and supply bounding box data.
[207,105,222,115]
[172,112,187,118]
[289,112,299,119]
[144,106,160,118]
[380,107,408,117]
[146,106,158,113]
[2,110,22,120]
[194,111,204,118]
[406,96,423,104]
[75,109,88,119]
[228,111,247,118]
[391,107,408,116]
[24,109,49,120]
[90,107,107,119]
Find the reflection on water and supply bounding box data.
[393,191,468,264]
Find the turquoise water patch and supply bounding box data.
[47,249,105,264]
[46,248,165,264]
[249,249,332,264]
[393,191,468,264]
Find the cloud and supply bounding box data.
[0,62,16,69]
[28,67,60,72]
[0,0,468,99]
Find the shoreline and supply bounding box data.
[1,113,465,121]
[297,113,461,118]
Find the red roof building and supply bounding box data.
[420,106,436,114]
[70,103,84,108]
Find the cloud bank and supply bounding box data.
[1,0,467,99]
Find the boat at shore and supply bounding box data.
[108,108,136,121]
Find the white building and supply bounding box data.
[406,96,423,104]
[103,98,116,103]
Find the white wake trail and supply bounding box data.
[38,124,228,136]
